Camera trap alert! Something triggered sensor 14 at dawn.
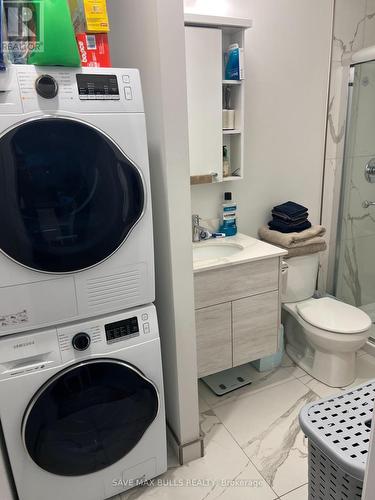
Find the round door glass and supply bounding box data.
[23,360,159,476]
[0,118,145,272]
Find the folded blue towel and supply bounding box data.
[272,201,308,218]
[272,212,309,224]
[268,219,312,233]
[271,210,308,223]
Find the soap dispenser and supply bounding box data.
[219,192,237,236]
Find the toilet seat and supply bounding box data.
[296,297,372,334]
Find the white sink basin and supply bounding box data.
[193,243,243,262]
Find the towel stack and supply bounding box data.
[259,225,327,258]
[259,200,327,258]
[268,201,311,233]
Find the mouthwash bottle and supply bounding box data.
[219,192,237,236]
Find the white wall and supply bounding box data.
[108,0,200,453]
[185,0,333,237]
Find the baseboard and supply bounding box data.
[166,423,204,465]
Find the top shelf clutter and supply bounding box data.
[184,14,252,185]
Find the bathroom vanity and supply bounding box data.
[193,234,287,378]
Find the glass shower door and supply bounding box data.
[335,59,375,338]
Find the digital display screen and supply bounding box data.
[76,74,120,100]
[105,317,139,343]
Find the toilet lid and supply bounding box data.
[296,297,372,334]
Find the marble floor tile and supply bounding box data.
[118,411,276,500]
[349,353,375,387]
[198,355,305,410]
[214,379,317,497]
[198,389,210,413]
[113,353,375,500]
[298,374,344,399]
[279,483,308,499]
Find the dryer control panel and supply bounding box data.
[76,73,120,100]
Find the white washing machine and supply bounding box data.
[0,303,167,500]
[0,65,154,336]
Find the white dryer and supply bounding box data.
[0,65,154,335]
[0,304,167,500]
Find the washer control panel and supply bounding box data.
[105,316,139,343]
[56,304,158,363]
[0,305,158,379]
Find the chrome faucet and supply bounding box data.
[192,214,212,242]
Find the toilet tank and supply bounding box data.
[282,253,320,303]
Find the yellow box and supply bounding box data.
[69,0,110,33]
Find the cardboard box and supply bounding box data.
[69,0,109,33]
[76,33,111,67]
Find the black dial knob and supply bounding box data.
[72,332,91,351]
[35,74,59,99]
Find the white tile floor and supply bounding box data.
[115,351,375,500]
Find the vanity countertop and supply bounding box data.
[193,233,287,273]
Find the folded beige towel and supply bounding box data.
[258,225,326,249]
[285,242,327,259]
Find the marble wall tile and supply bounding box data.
[214,379,317,497]
[335,234,375,306]
[346,155,375,239]
[319,157,341,292]
[320,0,375,295]
[332,0,366,62]
[351,63,375,157]
[321,66,349,293]
[364,0,375,47]
[325,62,349,160]
[317,244,330,293]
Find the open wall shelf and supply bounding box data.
[185,14,251,183]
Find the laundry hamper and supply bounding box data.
[299,380,375,499]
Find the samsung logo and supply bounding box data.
[13,341,35,349]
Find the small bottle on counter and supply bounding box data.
[219,191,237,236]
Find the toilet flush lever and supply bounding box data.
[362,200,375,209]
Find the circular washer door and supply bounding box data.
[0,117,145,273]
[22,359,159,476]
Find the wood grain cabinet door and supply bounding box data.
[194,258,279,309]
[195,303,232,378]
[232,291,279,367]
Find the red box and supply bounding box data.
[76,33,111,67]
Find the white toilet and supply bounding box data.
[282,253,372,387]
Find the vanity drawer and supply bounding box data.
[232,290,279,367]
[195,302,232,378]
[194,258,279,309]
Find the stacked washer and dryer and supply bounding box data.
[0,65,167,500]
